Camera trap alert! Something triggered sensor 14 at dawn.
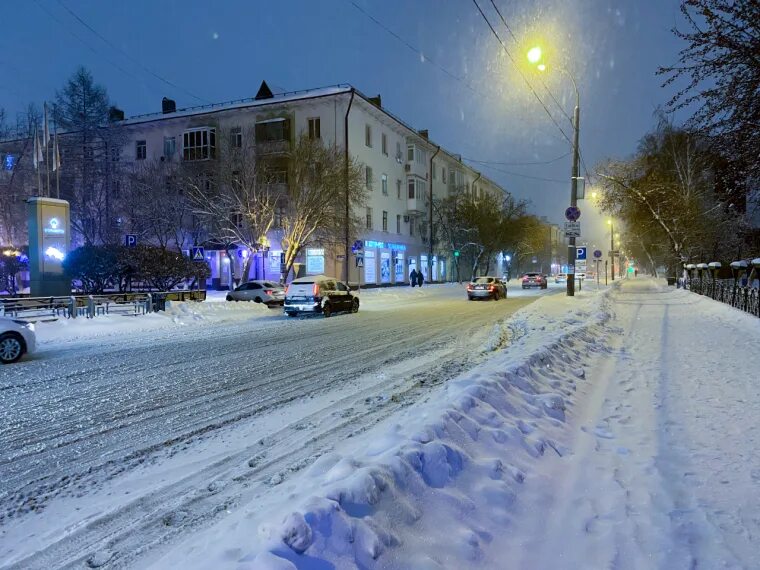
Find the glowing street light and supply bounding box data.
[527,46,543,64]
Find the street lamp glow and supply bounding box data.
[607,219,612,225]
[536,63,547,72]
[591,191,598,199]
[527,46,543,64]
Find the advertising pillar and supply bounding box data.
[27,197,71,296]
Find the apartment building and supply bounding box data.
[1,82,509,288]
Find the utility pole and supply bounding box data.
[567,103,580,296]
[610,220,615,281]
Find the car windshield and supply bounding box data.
[473,277,494,284]
[525,273,540,277]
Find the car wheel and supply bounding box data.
[286,312,297,318]
[254,297,262,303]
[0,332,25,364]
[225,295,233,302]
[351,299,359,313]
[322,303,332,318]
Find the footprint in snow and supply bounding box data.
[581,425,615,439]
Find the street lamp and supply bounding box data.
[607,219,615,281]
[527,46,581,297]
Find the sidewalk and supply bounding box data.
[504,278,760,569]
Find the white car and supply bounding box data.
[0,317,36,364]
[226,280,286,306]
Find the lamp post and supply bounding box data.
[528,46,580,297]
[607,219,615,281]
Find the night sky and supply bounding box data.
[0,0,691,247]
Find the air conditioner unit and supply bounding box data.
[403,215,410,223]
[404,164,411,172]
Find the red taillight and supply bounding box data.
[264,290,273,295]
[312,283,319,296]
[466,284,473,290]
[488,285,496,291]
[285,285,290,294]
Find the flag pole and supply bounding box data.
[44,102,50,197]
[54,123,60,199]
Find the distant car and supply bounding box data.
[0,317,36,364]
[554,273,568,284]
[522,272,548,289]
[226,280,285,306]
[284,275,359,318]
[467,276,507,301]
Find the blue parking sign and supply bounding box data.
[576,247,587,260]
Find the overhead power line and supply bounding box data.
[466,160,568,183]
[57,0,208,104]
[464,151,571,166]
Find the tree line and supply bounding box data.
[595,0,759,275]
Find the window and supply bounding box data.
[396,179,402,199]
[381,173,388,195]
[408,179,415,199]
[365,124,372,147]
[136,140,146,160]
[396,141,402,161]
[407,144,414,162]
[365,166,373,190]
[337,282,349,292]
[255,118,289,141]
[442,167,447,184]
[381,133,388,156]
[111,147,120,162]
[183,128,216,161]
[231,212,243,229]
[366,207,373,229]
[308,117,321,139]
[272,170,288,184]
[382,211,388,232]
[163,136,176,158]
[230,127,242,148]
[396,214,401,233]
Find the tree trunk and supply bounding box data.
[242,253,254,283]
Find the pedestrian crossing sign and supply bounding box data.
[191,246,205,261]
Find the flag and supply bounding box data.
[33,127,43,170]
[52,131,61,172]
[43,102,50,148]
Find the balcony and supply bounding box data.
[405,159,427,179]
[256,139,291,156]
[407,197,426,215]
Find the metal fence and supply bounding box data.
[0,289,206,320]
[685,278,760,317]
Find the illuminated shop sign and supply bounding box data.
[3,154,16,171]
[43,217,66,236]
[363,240,407,251]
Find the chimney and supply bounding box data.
[255,80,274,100]
[368,94,382,108]
[162,97,177,114]
[418,129,429,140]
[108,106,125,122]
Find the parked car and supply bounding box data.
[284,275,359,318]
[554,273,568,284]
[226,280,285,306]
[0,317,36,364]
[522,272,548,289]
[467,276,507,301]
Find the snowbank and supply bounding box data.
[159,288,611,569]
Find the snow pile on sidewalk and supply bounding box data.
[161,289,612,569]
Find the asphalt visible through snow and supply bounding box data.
[0,283,557,569]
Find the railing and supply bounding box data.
[0,290,206,321]
[685,278,760,317]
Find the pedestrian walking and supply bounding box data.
[417,270,424,287]
[410,269,418,287]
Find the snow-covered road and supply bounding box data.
[0,283,554,568]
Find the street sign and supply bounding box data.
[351,240,364,254]
[564,221,581,237]
[593,249,603,259]
[576,260,587,272]
[337,254,346,260]
[191,246,205,262]
[576,247,587,260]
[125,234,137,247]
[565,206,581,222]
[355,255,364,268]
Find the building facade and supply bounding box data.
[1,83,510,288]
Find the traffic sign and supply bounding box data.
[576,247,587,260]
[565,206,581,222]
[191,246,205,262]
[576,260,587,272]
[125,234,137,247]
[351,240,364,254]
[337,254,346,260]
[593,249,602,259]
[355,255,364,268]
[564,221,581,237]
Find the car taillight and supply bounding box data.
[285,285,290,294]
[312,283,319,296]
[466,284,473,290]
[488,285,496,291]
[264,290,273,295]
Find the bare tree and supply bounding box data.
[186,127,283,282]
[277,135,366,282]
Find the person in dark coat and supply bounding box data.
[409,269,418,287]
[417,270,424,287]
